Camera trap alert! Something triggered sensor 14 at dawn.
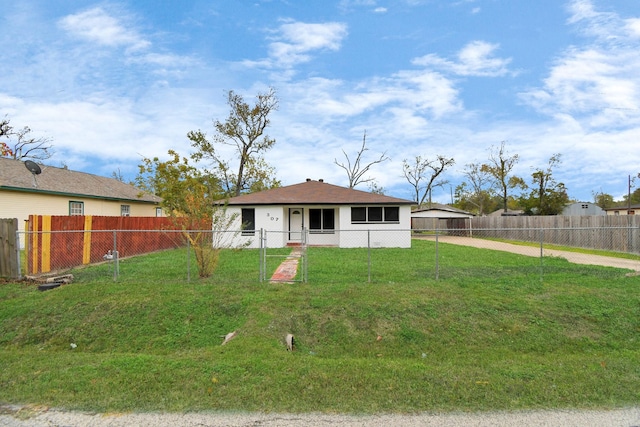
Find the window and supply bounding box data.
[351,206,400,223]
[155,207,163,217]
[121,205,130,216]
[351,207,366,222]
[384,206,399,222]
[241,208,255,235]
[309,208,335,232]
[69,201,84,216]
[368,207,383,222]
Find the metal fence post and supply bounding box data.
[539,228,544,282]
[113,230,118,281]
[186,234,191,283]
[367,229,371,283]
[302,227,308,283]
[435,231,439,281]
[259,228,264,282]
[15,229,22,280]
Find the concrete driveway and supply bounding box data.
[415,235,640,272]
[1,405,639,427]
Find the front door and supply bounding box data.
[288,208,303,242]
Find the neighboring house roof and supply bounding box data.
[411,203,473,216]
[225,179,413,206]
[487,209,524,217]
[0,157,160,204]
[603,204,640,211]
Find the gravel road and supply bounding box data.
[1,405,639,427]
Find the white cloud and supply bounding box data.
[243,20,348,72]
[413,41,513,77]
[520,0,640,129]
[58,7,150,52]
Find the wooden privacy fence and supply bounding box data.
[469,215,640,253]
[0,218,19,279]
[26,216,197,275]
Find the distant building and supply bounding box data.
[411,203,473,230]
[487,209,524,217]
[562,202,605,216]
[603,204,640,216]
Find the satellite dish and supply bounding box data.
[24,160,42,175]
[24,160,42,188]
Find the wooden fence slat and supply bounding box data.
[25,216,188,274]
[0,218,19,279]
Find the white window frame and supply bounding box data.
[69,201,84,216]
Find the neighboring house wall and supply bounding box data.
[1,191,161,231]
[605,206,639,216]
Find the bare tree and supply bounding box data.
[402,154,455,206]
[334,130,389,189]
[481,141,525,213]
[457,162,494,215]
[0,117,54,161]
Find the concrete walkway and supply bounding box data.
[416,235,640,272]
[269,247,304,283]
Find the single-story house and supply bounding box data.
[604,204,640,216]
[223,179,414,248]
[561,202,605,216]
[0,157,162,229]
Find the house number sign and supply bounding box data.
[266,213,280,221]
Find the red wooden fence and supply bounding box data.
[26,215,203,275]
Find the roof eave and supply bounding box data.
[0,186,160,204]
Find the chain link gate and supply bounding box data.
[259,228,308,283]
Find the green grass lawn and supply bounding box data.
[0,240,639,414]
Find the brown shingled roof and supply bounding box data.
[226,179,413,205]
[0,157,160,203]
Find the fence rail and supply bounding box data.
[14,225,640,284]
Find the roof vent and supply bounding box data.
[306,178,311,182]
[319,179,324,183]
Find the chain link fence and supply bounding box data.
[17,226,640,284]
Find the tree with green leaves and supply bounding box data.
[136,151,245,278]
[402,154,455,206]
[519,153,569,215]
[593,192,615,209]
[481,141,526,213]
[188,87,280,197]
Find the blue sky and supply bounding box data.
[2,0,640,203]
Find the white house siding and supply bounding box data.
[338,205,412,248]
[225,205,411,248]
[224,206,279,249]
